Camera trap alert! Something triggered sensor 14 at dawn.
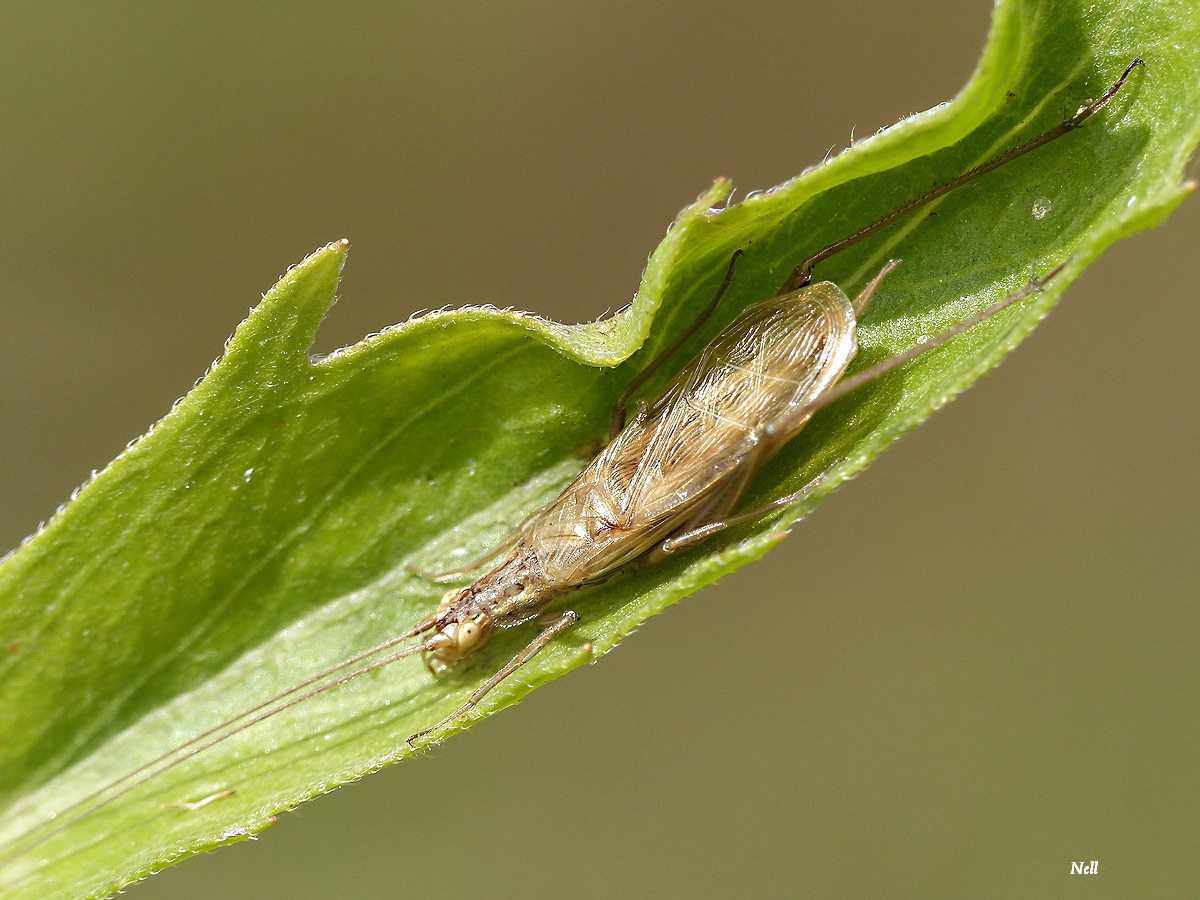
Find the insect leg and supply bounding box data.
[792,258,1069,422]
[639,441,764,565]
[410,487,565,582]
[408,527,522,582]
[610,249,744,437]
[658,457,845,555]
[406,609,579,746]
[781,58,1142,292]
[660,258,1068,557]
[852,258,901,316]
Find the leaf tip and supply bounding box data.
[221,240,350,368]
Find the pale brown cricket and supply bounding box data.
[0,58,1141,869]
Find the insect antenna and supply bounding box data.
[781,58,1142,292]
[0,615,440,867]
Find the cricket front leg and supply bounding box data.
[407,528,522,583]
[406,610,579,747]
[409,495,557,583]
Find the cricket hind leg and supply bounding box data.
[610,249,744,438]
[852,259,901,317]
[406,610,579,747]
[788,258,1071,423]
[641,438,768,565]
[658,256,1070,556]
[658,455,846,556]
[780,58,1142,293]
[651,256,900,559]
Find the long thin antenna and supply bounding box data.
[781,59,1141,292]
[0,617,438,867]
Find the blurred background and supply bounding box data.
[1,2,1196,897]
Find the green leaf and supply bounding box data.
[1,0,1196,896]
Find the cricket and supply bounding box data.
[0,58,1141,869]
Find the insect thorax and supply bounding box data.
[455,544,556,628]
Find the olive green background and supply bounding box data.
[1,2,1196,898]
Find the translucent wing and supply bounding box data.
[526,282,857,585]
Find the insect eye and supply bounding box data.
[457,619,482,649]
